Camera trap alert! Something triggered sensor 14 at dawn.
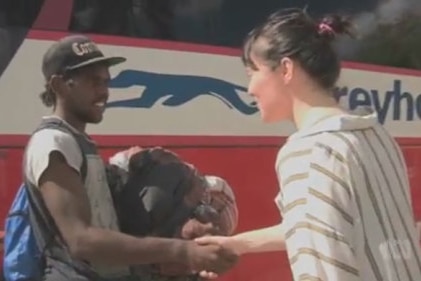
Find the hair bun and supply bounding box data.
[317,14,355,41]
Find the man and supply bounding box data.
[25,34,237,281]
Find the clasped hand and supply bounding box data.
[194,235,242,279]
[157,235,241,279]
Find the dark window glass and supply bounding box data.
[65,0,421,70]
[68,0,379,47]
[0,0,45,75]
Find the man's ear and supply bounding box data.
[50,75,78,97]
[49,75,60,94]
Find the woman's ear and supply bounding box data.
[279,57,294,84]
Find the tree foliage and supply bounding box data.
[354,11,421,69]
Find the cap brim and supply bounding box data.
[67,56,126,71]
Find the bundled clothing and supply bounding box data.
[107,147,238,280]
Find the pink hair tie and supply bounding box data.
[318,23,334,35]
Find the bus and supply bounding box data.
[1,1,421,280]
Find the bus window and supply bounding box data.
[68,0,380,48]
[69,0,132,36]
[0,0,45,76]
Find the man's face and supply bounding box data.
[64,63,111,124]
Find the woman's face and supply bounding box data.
[246,54,293,123]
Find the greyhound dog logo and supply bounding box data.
[107,70,258,115]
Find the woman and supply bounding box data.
[197,8,421,281]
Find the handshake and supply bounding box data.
[159,235,243,279]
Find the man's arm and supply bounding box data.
[39,151,188,265]
[37,149,237,274]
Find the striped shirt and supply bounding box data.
[274,110,421,281]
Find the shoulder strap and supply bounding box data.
[23,118,98,279]
[33,118,88,181]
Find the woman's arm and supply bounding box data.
[195,223,286,255]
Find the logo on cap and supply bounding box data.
[72,42,100,56]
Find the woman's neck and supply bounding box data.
[292,88,345,130]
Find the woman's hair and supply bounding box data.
[242,8,355,90]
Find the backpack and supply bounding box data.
[3,118,88,281]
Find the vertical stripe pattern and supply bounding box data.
[274,118,421,281]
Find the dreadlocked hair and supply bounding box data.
[40,84,56,107]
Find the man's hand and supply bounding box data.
[181,219,216,239]
[193,235,245,279]
[183,241,238,275]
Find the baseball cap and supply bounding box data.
[42,34,126,79]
